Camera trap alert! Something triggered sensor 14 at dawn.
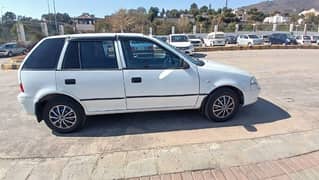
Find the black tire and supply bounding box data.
[7,51,13,57]
[42,98,86,133]
[204,88,240,122]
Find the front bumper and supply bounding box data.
[243,84,261,106]
[17,93,35,115]
[0,51,9,56]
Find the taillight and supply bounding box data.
[19,83,24,93]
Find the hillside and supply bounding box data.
[241,0,319,14]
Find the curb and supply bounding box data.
[195,45,319,52]
[0,63,21,70]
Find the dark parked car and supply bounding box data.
[269,33,297,45]
[225,35,237,44]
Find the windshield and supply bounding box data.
[188,35,197,39]
[303,36,311,40]
[209,34,224,39]
[171,35,188,42]
[248,35,259,39]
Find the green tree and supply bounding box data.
[247,8,266,22]
[148,7,159,22]
[190,3,199,16]
[2,12,16,24]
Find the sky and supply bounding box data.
[0,0,265,19]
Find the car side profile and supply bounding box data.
[237,34,264,47]
[18,33,260,133]
[0,42,26,57]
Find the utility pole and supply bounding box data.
[225,0,228,9]
[53,0,58,34]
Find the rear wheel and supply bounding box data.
[43,98,86,133]
[204,88,240,122]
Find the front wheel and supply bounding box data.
[204,88,240,122]
[43,98,86,133]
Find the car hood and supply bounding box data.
[199,59,251,77]
[170,42,191,47]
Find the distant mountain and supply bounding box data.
[241,0,319,14]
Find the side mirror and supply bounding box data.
[182,61,190,69]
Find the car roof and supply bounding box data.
[44,33,146,40]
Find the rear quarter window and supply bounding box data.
[22,38,65,70]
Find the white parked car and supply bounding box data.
[296,35,312,45]
[317,39,319,45]
[203,32,226,46]
[167,34,194,55]
[187,34,203,47]
[237,34,264,47]
[18,33,260,133]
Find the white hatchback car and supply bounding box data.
[237,34,264,47]
[18,33,260,133]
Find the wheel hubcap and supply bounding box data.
[212,95,235,118]
[49,105,77,129]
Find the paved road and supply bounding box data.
[0,49,319,179]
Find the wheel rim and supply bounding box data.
[212,95,235,119]
[49,105,77,129]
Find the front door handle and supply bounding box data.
[131,77,142,83]
[65,79,76,85]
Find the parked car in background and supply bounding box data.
[225,35,237,44]
[154,36,168,43]
[237,34,264,47]
[187,34,203,47]
[203,32,226,46]
[168,34,194,55]
[17,33,260,133]
[0,42,26,57]
[259,35,270,44]
[317,39,319,45]
[310,35,319,43]
[269,33,297,45]
[296,35,312,45]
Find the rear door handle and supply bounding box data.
[65,79,76,85]
[131,77,142,83]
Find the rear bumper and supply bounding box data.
[17,93,35,115]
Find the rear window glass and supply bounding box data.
[22,38,65,70]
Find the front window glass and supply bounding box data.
[122,39,185,69]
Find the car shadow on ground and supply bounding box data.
[55,98,291,137]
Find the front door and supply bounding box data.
[56,38,126,113]
[120,37,199,110]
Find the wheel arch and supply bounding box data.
[35,93,85,122]
[200,85,244,112]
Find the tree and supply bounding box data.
[247,8,266,22]
[200,5,209,14]
[148,7,159,22]
[41,13,72,24]
[2,12,16,24]
[190,3,199,16]
[166,9,180,18]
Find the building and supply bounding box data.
[263,14,289,24]
[73,13,96,33]
[299,8,319,16]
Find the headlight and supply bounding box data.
[250,77,258,85]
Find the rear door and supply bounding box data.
[56,38,126,113]
[119,37,199,110]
